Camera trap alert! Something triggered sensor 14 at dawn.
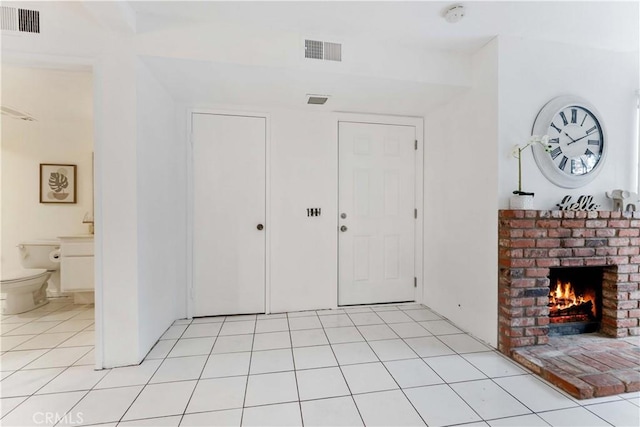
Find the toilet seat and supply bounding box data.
[1,268,48,286]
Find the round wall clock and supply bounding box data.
[531,95,607,188]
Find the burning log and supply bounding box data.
[549,300,593,318]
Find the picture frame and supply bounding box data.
[40,163,77,204]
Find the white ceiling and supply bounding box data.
[130,1,639,53]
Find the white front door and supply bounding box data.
[338,122,416,306]
[192,113,266,316]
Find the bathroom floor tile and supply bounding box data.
[296,366,350,400]
[324,327,364,344]
[331,342,378,365]
[424,355,487,383]
[293,345,337,370]
[57,330,94,347]
[180,409,241,427]
[368,339,417,361]
[348,312,384,326]
[405,309,441,322]
[212,334,253,354]
[384,359,443,388]
[244,371,298,407]
[186,376,247,413]
[255,318,289,333]
[320,314,354,328]
[288,316,322,331]
[341,362,398,394]
[252,331,291,351]
[242,402,302,427]
[450,379,531,420]
[493,375,577,413]
[0,391,85,427]
[290,329,328,347]
[219,320,255,336]
[249,348,294,374]
[150,355,207,383]
[419,320,462,335]
[388,322,431,338]
[181,322,222,338]
[167,337,214,358]
[405,384,481,427]
[24,346,92,369]
[353,390,425,426]
[538,406,610,426]
[13,332,75,350]
[0,367,64,397]
[60,385,142,426]
[146,339,176,359]
[37,365,108,394]
[95,359,162,389]
[404,337,455,358]
[301,396,363,426]
[356,324,397,341]
[122,380,197,421]
[375,310,413,324]
[201,352,251,378]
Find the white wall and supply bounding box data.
[136,59,185,357]
[497,37,639,209]
[424,39,500,347]
[1,66,94,291]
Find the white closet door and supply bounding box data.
[338,122,416,306]
[192,113,266,316]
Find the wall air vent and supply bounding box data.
[304,39,342,62]
[1,106,36,121]
[1,6,40,33]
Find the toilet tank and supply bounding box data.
[19,239,61,270]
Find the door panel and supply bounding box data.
[339,122,415,306]
[192,113,266,316]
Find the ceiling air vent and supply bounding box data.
[1,6,40,33]
[306,95,329,105]
[304,39,342,62]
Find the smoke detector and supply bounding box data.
[443,4,465,24]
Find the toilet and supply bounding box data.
[0,239,61,314]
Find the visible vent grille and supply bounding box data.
[305,39,342,62]
[1,7,39,33]
[305,39,323,60]
[306,95,329,105]
[323,42,341,62]
[19,8,39,33]
[1,6,17,31]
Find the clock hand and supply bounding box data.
[567,130,598,145]
[564,132,576,143]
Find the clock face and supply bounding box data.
[546,106,604,176]
[531,96,607,189]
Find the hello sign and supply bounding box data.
[556,195,601,211]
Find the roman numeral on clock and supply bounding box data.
[549,138,559,144]
[550,146,562,160]
[560,112,568,126]
[587,139,600,146]
[571,109,577,124]
[585,148,595,156]
[550,122,562,133]
[585,125,597,134]
[559,155,568,171]
[580,114,588,126]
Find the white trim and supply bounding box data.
[335,112,425,306]
[186,108,272,317]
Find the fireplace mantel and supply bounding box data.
[498,209,640,355]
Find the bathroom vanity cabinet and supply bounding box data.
[59,235,94,303]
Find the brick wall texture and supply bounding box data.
[498,210,640,355]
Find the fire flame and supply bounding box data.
[548,280,596,318]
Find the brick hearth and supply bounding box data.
[498,209,640,398]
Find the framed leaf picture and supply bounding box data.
[40,164,77,204]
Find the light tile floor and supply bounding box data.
[2,301,639,426]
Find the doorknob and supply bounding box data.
[340,225,348,232]
[257,224,264,230]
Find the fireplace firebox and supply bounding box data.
[548,267,603,336]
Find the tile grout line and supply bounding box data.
[317,310,367,427]
[238,315,258,427]
[285,312,304,426]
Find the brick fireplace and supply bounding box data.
[498,209,640,355]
